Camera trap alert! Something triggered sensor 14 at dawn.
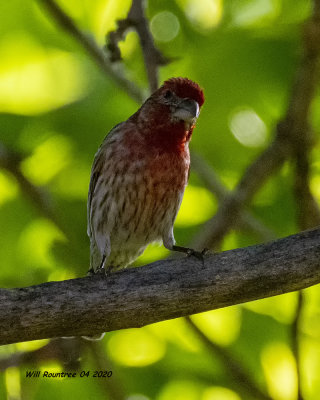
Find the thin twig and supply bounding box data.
[291,291,305,400]
[191,133,290,249]
[185,317,272,400]
[0,338,83,371]
[191,152,276,242]
[0,142,87,270]
[126,0,168,92]
[37,0,144,103]
[0,143,61,230]
[191,5,320,250]
[106,0,168,92]
[87,342,126,400]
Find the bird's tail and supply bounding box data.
[89,239,102,272]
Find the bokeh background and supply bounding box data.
[1,0,320,399]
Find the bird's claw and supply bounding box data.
[99,266,112,277]
[186,248,210,267]
[87,266,111,277]
[201,248,210,256]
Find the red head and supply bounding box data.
[135,77,205,152]
[161,77,204,108]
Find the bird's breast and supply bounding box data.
[147,149,190,190]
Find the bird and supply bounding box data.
[87,77,205,275]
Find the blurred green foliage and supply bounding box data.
[1,0,320,399]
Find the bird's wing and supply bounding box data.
[87,123,124,238]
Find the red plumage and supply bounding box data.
[163,77,205,107]
[87,77,204,272]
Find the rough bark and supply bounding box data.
[0,228,319,345]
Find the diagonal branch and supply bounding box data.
[185,317,272,400]
[0,338,83,371]
[191,2,320,250]
[0,143,62,230]
[291,290,305,400]
[37,0,144,103]
[1,227,320,345]
[191,152,276,242]
[88,342,126,400]
[191,133,290,249]
[107,0,168,92]
[126,0,168,92]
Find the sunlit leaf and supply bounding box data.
[107,328,166,367]
[261,342,297,400]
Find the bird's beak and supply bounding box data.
[173,99,200,124]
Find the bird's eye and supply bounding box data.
[164,90,173,99]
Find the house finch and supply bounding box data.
[87,77,205,274]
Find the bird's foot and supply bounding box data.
[87,268,95,277]
[186,247,209,260]
[171,245,210,266]
[87,265,112,277]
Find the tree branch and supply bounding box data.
[106,0,168,92]
[191,132,290,249]
[191,151,276,242]
[0,143,64,232]
[37,0,144,103]
[1,228,320,345]
[291,290,305,400]
[185,317,272,400]
[0,338,83,371]
[191,1,320,250]
[88,342,126,400]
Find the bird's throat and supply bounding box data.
[148,122,193,154]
